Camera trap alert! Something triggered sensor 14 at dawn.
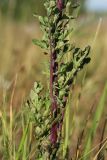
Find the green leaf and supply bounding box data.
[32,39,48,49]
[34,82,43,93]
[72,2,80,9]
[40,16,49,27]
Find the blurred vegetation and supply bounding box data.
[0,0,107,159]
[0,0,107,104]
[80,0,86,13]
[0,0,86,21]
[0,0,45,21]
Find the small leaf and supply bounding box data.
[72,3,80,9]
[32,39,48,49]
[39,16,45,25]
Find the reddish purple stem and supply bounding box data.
[50,0,64,146]
[50,47,58,145]
[57,0,64,11]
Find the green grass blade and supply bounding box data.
[16,120,29,160]
[82,83,107,160]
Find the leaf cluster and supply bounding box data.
[28,0,91,159]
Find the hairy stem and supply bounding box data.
[49,29,58,146]
[49,1,63,148]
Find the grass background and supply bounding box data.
[0,0,107,159]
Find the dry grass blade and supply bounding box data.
[93,138,107,160]
[96,118,107,160]
[79,137,107,160]
[75,103,94,160]
[91,18,102,49]
[82,83,107,160]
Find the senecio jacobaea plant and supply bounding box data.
[26,0,91,159]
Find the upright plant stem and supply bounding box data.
[49,0,64,148]
[49,30,58,145]
[32,1,91,159]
